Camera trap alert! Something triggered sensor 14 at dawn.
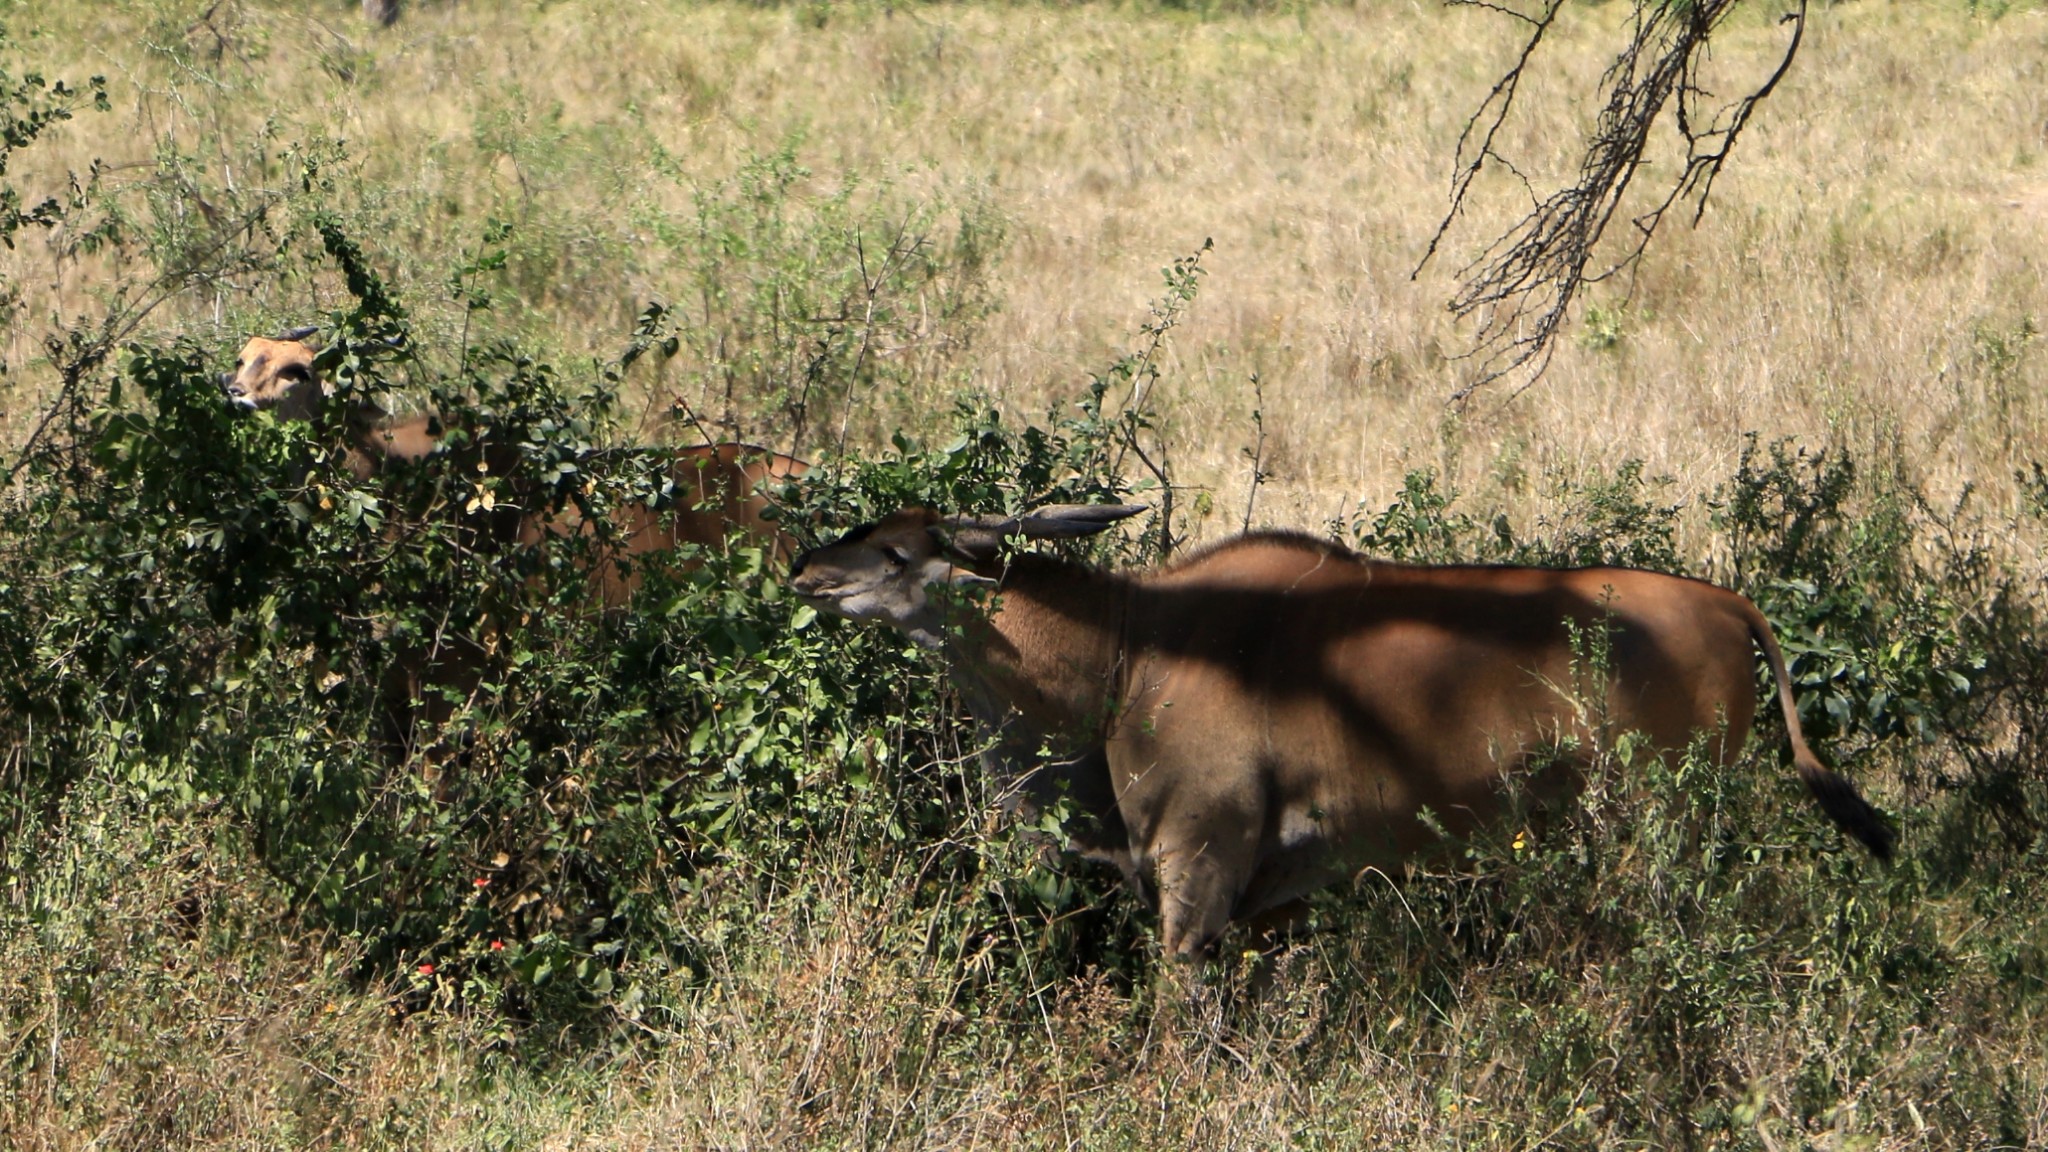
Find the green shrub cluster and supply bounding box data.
[0,244,1158,1030]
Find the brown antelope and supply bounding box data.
[788,505,1893,959]
[221,329,448,480]
[220,329,808,584]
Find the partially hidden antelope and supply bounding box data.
[223,327,808,750]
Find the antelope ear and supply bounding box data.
[934,504,1145,559]
[947,569,998,589]
[1014,504,1147,539]
[345,395,390,423]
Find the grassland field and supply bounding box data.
[4,0,2048,1147]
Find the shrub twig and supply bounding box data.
[1240,372,1268,533]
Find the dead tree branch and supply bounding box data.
[1419,0,1807,403]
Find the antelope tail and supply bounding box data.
[1745,604,1895,861]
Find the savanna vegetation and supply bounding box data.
[3,0,2047,1147]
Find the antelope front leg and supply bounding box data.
[1150,833,1259,960]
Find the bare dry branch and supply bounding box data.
[1420,0,1807,403]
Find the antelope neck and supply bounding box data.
[939,554,1130,739]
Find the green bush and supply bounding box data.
[0,207,1185,1029]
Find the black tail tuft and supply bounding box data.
[1799,763,1895,862]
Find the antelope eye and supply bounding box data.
[883,545,913,567]
[278,364,310,381]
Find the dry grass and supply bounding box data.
[12,766,2047,1150]
[6,1,2044,534]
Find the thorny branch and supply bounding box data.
[1419,0,1807,404]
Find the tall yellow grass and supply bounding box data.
[6,1,2043,542]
